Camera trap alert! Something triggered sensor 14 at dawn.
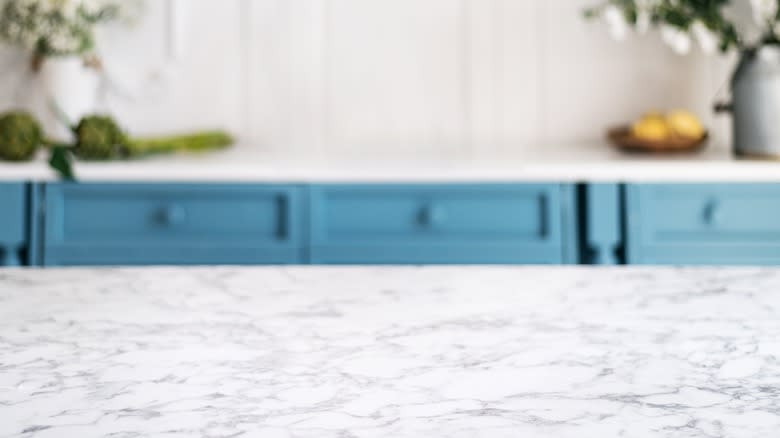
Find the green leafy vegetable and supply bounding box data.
[0,111,42,161]
[73,115,128,160]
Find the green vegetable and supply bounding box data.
[0,111,233,181]
[73,115,233,161]
[126,131,234,158]
[0,111,42,161]
[73,115,127,160]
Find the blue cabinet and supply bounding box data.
[13,181,780,267]
[41,183,305,266]
[0,183,26,266]
[34,183,578,266]
[309,184,578,264]
[626,184,780,265]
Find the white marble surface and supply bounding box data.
[2,143,780,182]
[2,267,780,438]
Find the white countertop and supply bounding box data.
[2,266,780,437]
[1,143,780,182]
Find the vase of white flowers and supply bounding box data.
[0,0,133,140]
[586,0,780,158]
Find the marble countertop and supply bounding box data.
[2,266,780,437]
[2,143,780,182]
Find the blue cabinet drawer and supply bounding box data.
[626,184,780,265]
[0,183,26,266]
[309,184,572,264]
[42,184,304,266]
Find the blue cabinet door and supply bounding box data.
[309,184,576,264]
[42,183,305,266]
[626,184,780,265]
[0,183,26,266]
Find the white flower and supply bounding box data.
[635,0,661,34]
[603,4,629,41]
[723,0,765,46]
[691,21,719,54]
[751,0,779,24]
[0,0,140,56]
[661,25,692,55]
[81,0,106,16]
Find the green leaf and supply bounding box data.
[48,146,76,181]
[583,0,743,52]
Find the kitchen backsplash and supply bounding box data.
[0,0,735,157]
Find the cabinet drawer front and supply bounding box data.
[632,185,780,242]
[43,184,303,265]
[310,184,566,264]
[627,184,780,264]
[0,183,25,246]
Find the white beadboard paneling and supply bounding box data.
[466,0,498,155]
[466,0,542,156]
[96,0,168,108]
[0,1,735,157]
[541,0,702,145]
[246,0,295,153]
[104,0,245,139]
[494,0,541,154]
[247,0,329,155]
[325,0,468,156]
[291,0,329,156]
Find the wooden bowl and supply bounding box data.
[608,126,708,154]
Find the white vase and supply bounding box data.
[37,57,101,141]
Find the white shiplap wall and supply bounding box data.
[0,0,736,157]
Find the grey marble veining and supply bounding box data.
[1,267,780,438]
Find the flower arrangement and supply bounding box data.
[0,0,236,179]
[0,0,138,65]
[586,1,780,158]
[585,0,780,55]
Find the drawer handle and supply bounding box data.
[420,204,448,228]
[703,200,721,226]
[161,205,187,226]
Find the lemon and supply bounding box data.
[632,115,670,142]
[666,110,705,140]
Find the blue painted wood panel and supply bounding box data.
[42,183,305,266]
[560,184,580,265]
[582,183,623,265]
[309,184,572,264]
[28,183,43,266]
[626,184,780,265]
[0,183,26,266]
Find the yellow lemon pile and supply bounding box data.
[631,110,706,142]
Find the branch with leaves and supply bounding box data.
[585,0,780,54]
